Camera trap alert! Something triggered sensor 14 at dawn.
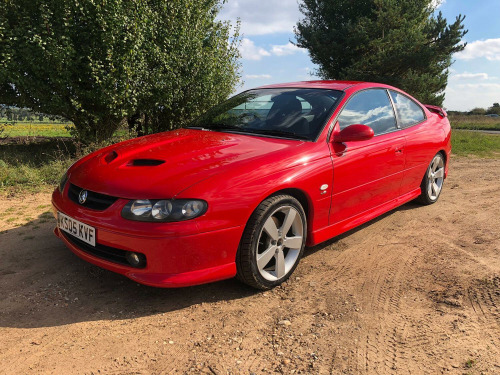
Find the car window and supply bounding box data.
[389,90,425,128]
[338,89,397,135]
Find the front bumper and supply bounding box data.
[52,189,242,288]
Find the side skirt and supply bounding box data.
[308,188,421,246]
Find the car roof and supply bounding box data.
[256,80,365,91]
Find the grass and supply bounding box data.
[451,130,500,158]
[0,138,76,190]
[449,114,500,131]
[2,122,73,137]
[465,359,476,369]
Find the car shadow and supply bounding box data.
[304,200,422,257]
[0,200,423,329]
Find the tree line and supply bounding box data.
[461,103,500,116]
[0,106,68,123]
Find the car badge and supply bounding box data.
[79,190,88,204]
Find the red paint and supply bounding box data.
[52,81,451,287]
[334,124,375,143]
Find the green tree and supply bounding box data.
[295,0,467,106]
[486,103,500,115]
[469,107,486,115]
[0,0,241,142]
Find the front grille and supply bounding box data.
[68,183,118,210]
[61,231,146,268]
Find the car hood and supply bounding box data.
[69,129,306,199]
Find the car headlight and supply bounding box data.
[121,199,207,222]
[59,171,69,193]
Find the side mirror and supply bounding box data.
[334,124,374,143]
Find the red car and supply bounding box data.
[52,81,451,290]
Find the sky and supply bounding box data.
[218,0,500,111]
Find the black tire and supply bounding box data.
[417,152,445,205]
[236,194,307,290]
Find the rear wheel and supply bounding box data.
[236,195,306,290]
[417,153,445,205]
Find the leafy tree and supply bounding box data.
[469,107,486,115]
[486,103,500,115]
[0,0,241,142]
[295,0,467,106]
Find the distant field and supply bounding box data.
[449,114,500,131]
[1,122,73,137]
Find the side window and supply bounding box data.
[390,90,425,128]
[338,89,397,135]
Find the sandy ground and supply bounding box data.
[0,156,499,375]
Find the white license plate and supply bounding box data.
[57,212,96,247]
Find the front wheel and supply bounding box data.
[236,195,307,290]
[417,153,445,205]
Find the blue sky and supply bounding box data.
[219,0,500,111]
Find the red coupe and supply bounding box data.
[52,81,451,289]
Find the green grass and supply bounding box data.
[449,114,500,131]
[0,138,77,190]
[2,122,72,137]
[451,130,500,157]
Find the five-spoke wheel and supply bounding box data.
[236,195,306,289]
[418,153,445,205]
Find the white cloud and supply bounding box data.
[444,82,500,111]
[455,38,500,61]
[246,74,272,79]
[219,0,302,35]
[456,83,500,90]
[450,72,491,80]
[239,38,271,60]
[270,42,305,56]
[240,39,307,60]
[431,0,446,8]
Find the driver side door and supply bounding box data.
[328,89,406,226]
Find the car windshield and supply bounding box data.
[189,88,343,141]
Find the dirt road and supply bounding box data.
[1,157,499,374]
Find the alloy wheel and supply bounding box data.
[256,206,304,281]
[427,155,445,200]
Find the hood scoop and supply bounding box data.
[128,159,166,167]
[104,150,118,164]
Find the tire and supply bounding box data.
[236,194,307,290]
[417,152,445,205]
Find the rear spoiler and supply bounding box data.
[424,105,447,118]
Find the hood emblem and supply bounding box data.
[78,190,88,204]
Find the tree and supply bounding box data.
[486,103,500,115]
[295,0,467,106]
[469,107,486,116]
[0,0,241,142]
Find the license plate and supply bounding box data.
[57,211,96,247]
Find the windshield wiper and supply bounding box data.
[187,124,243,131]
[244,128,310,140]
[188,125,310,140]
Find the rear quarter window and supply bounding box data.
[389,91,425,128]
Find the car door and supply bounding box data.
[328,89,405,225]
